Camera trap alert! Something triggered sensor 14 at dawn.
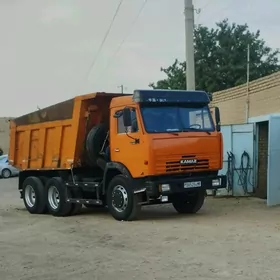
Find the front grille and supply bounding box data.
[165,155,209,173]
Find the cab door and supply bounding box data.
[110,106,147,178]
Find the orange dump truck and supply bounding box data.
[9,89,226,221]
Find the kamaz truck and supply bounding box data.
[9,89,226,221]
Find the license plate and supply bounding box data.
[184,181,201,188]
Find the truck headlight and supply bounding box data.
[212,179,221,186]
[160,184,170,192]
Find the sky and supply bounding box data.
[0,0,279,117]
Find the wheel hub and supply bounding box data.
[25,185,36,208]
[112,185,128,213]
[48,186,60,210]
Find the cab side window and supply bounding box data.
[117,108,139,134]
[117,110,126,133]
[130,109,139,133]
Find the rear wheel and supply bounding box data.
[22,176,47,214]
[69,189,82,215]
[46,177,72,217]
[172,190,205,214]
[70,203,82,215]
[107,175,140,221]
[38,176,48,186]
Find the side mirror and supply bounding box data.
[113,111,122,118]
[214,107,221,132]
[123,107,132,127]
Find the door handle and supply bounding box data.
[115,148,120,152]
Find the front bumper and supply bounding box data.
[145,175,227,197]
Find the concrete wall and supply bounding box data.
[211,71,280,125]
[0,118,11,153]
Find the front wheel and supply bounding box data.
[107,175,140,221]
[172,190,205,214]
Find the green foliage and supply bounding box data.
[150,19,280,92]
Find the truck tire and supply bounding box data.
[107,175,141,221]
[70,203,82,215]
[172,190,205,214]
[22,176,47,214]
[69,189,82,215]
[38,176,48,186]
[86,124,108,165]
[46,177,72,217]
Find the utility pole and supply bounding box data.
[118,84,124,94]
[245,44,250,122]
[184,0,195,90]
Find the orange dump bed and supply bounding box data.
[9,92,122,170]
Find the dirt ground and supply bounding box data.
[1,178,280,280]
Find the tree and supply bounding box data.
[150,19,280,93]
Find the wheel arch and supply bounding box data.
[18,169,70,191]
[102,162,133,194]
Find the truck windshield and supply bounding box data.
[140,105,214,133]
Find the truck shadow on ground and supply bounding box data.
[13,199,224,221]
[78,205,210,221]
[12,206,210,221]
[10,197,279,223]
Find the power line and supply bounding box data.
[196,0,232,24]
[97,0,148,78]
[85,0,124,82]
[196,0,215,24]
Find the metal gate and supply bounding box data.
[267,115,280,206]
[218,123,255,196]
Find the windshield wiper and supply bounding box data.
[182,127,211,135]
[166,129,180,135]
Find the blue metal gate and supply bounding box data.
[267,115,280,206]
[218,124,255,196]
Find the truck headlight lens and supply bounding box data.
[212,179,221,186]
[160,184,170,192]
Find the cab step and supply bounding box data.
[65,180,101,192]
[66,198,103,205]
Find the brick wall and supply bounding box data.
[255,121,268,199]
[211,71,280,125]
[0,118,11,153]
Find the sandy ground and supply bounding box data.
[1,178,280,280]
